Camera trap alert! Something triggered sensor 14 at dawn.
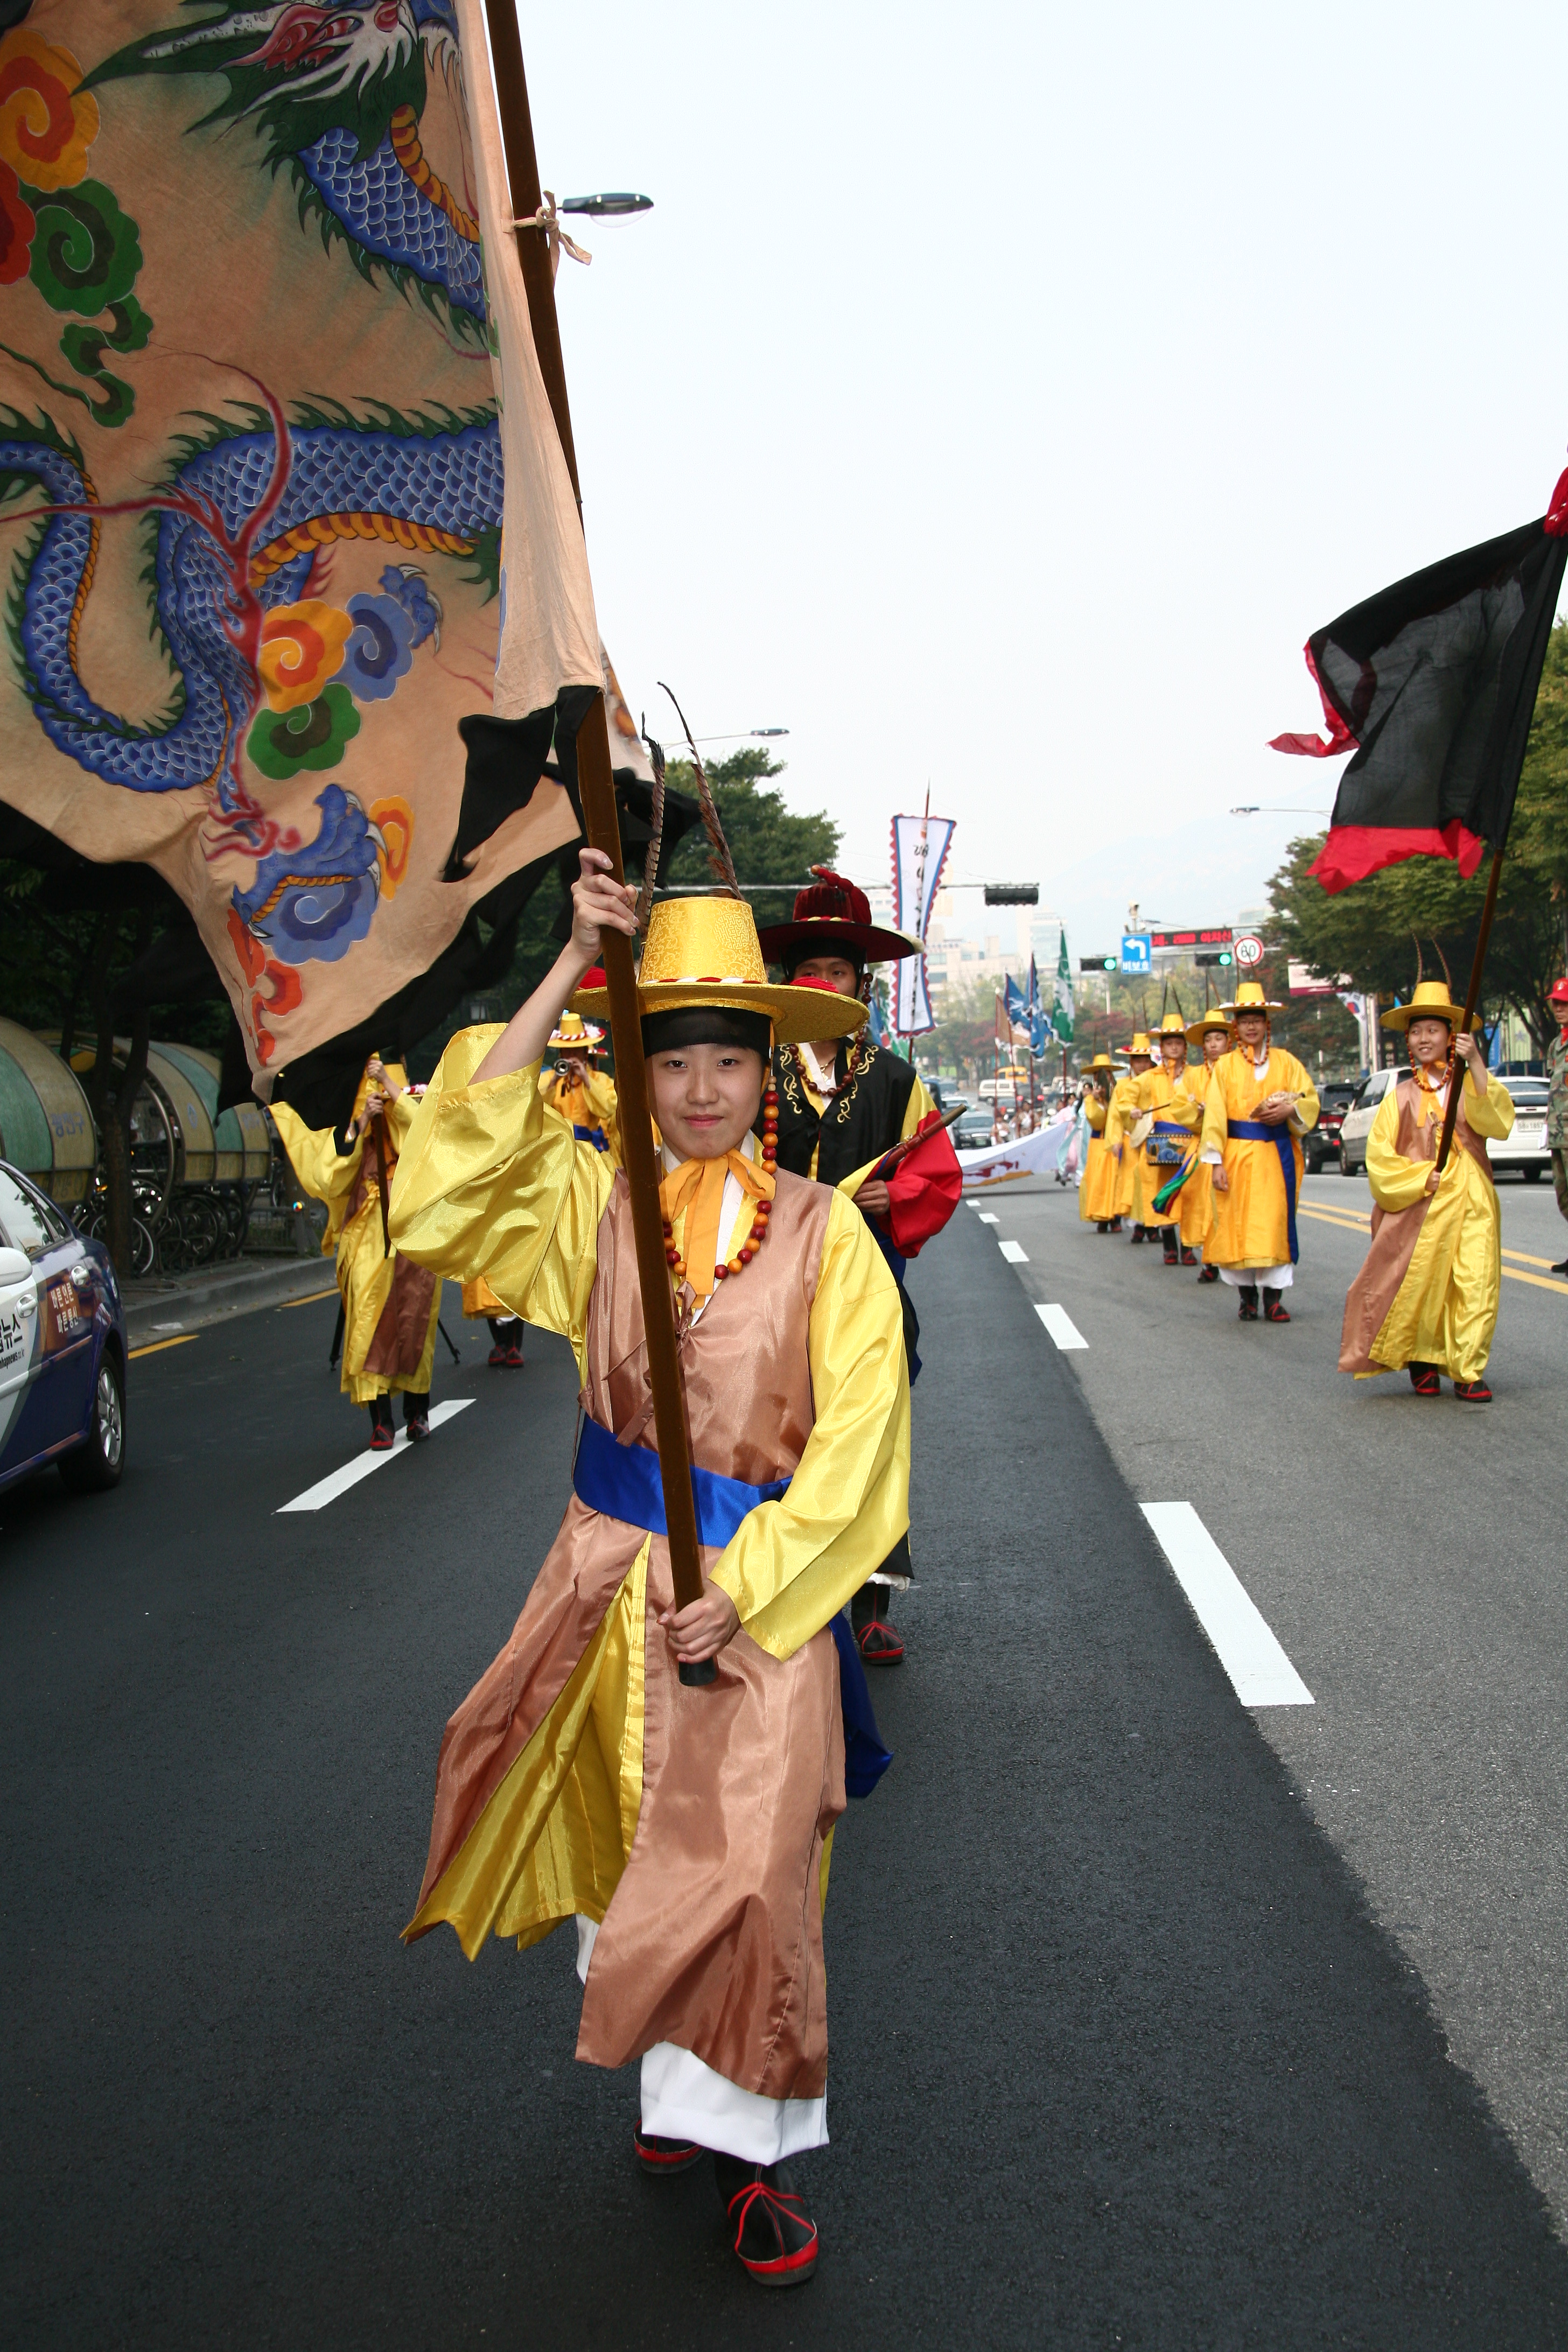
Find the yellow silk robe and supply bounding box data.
[1079,1094,1118,1222]
[387,1031,910,1976]
[1199,1047,1319,1272]
[1102,1075,1142,1219]
[1178,1059,1223,1251]
[1342,1072,1514,1383]
[272,1091,439,1404]
[1133,1064,1205,1235]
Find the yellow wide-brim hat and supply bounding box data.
[1383,979,1467,1032]
[1185,1010,1231,1045]
[548,1011,604,1051]
[1151,1013,1188,1038]
[1124,1033,1154,1056]
[1219,980,1283,1014]
[1084,1052,1123,1071]
[571,894,867,1047]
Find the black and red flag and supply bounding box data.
[1270,471,1568,893]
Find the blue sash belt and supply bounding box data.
[571,1411,892,1797]
[1228,1119,1299,1264]
[572,1123,609,1152]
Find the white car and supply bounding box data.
[1337,1065,1549,1179]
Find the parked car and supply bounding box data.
[1486,1076,1550,1179]
[1305,1081,1361,1172]
[1338,1067,1410,1175]
[0,1160,126,1496]
[954,1112,994,1150]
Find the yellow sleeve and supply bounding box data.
[1462,1073,1514,1141]
[1284,1053,1320,1136]
[1199,1064,1230,1163]
[383,1088,419,1148]
[1104,1081,1131,1153]
[271,1100,363,1255]
[1086,1097,1107,1134]
[388,1025,615,1369]
[711,1187,910,1660]
[1365,1086,1432,1212]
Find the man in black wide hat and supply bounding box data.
[759,869,961,1666]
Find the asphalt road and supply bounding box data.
[978,1163,1568,2240]
[4,1216,1567,2347]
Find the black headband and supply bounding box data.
[640,1005,773,1060]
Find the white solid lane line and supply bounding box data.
[1140,1501,1313,1707]
[977,1212,999,1224]
[277,1397,474,1513]
[998,1238,1028,1263]
[1035,1303,1087,1350]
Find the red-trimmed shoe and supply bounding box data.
[1180,1246,1199,1266]
[1162,1240,1179,1264]
[634,2122,703,2176]
[504,1342,525,1368]
[856,1617,905,1668]
[1198,1263,1220,1283]
[1263,1291,1290,1324]
[487,1340,508,1366]
[1409,1363,1441,1398]
[1236,1284,1259,1321]
[1109,1217,1124,1234]
[715,2156,818,2288]
[368,1422,395,1452]
[1453,1377,1492,1403]
[1130,1224,1147,1244]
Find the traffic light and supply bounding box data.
[1195,949,1235,969]
[1080,955,1118,972]
[984,883,1039,905]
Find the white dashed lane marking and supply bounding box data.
[1140,1501,1313,1707]
[976,1212,999,1224]
[1035,1303,1087,1350]
[277,1398,474,1513]
[998,1238,1028,1263]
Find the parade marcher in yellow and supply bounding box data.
[541,1007,620,1161]
[1339,983,1514,1401]
[272,1057,441,1448]
[1133,1013,1205,1266]
[1183,1011,1231,1282]
[1103,1033,1156,1239]
[1077,1054,1124,1229]
[389,850,907,2288]
[1198,982,1319,1323]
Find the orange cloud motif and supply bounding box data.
[369,797,414,901]
[257,601,353,713]
[0,31,98,193]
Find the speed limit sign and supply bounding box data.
[1234,934,1265,967]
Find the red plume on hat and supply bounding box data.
[757,865,922,969]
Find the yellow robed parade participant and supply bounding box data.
[541,1007,621,1162]
[1078,1054,1125,1228]
[1103,1033,1156,1238]
[1132,1013,1206,1266]
[389,850,908,2288]
[1182,1010,1231,1283]
[271,1059,443,1448]
[1339,983,1514,1402]
[1198,981,1319,1323]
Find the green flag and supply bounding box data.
[1054,929,1075,1044]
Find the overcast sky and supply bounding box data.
[516,0,1568,954]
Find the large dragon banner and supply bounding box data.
[0,0,602,1088]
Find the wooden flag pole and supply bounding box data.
[1434,836,1507,1177]
[481,3,712,1681]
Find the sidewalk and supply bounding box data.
[123,1252,337,1347]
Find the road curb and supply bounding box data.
[124,1255,337,1346]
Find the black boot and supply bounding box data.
[713,2154,818,2286]
[1130,1223,1146,1244]
[1162,1234,1179,1264]
[368,1395,395,1451]
[403,1389,431,1440]
[1263,1290,1290,1324]
[851,1580,904,1666]
[1237,1284,1259,1321]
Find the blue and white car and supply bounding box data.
[0,1160,126,1496]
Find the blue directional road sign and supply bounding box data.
[1120,933,1152,975]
